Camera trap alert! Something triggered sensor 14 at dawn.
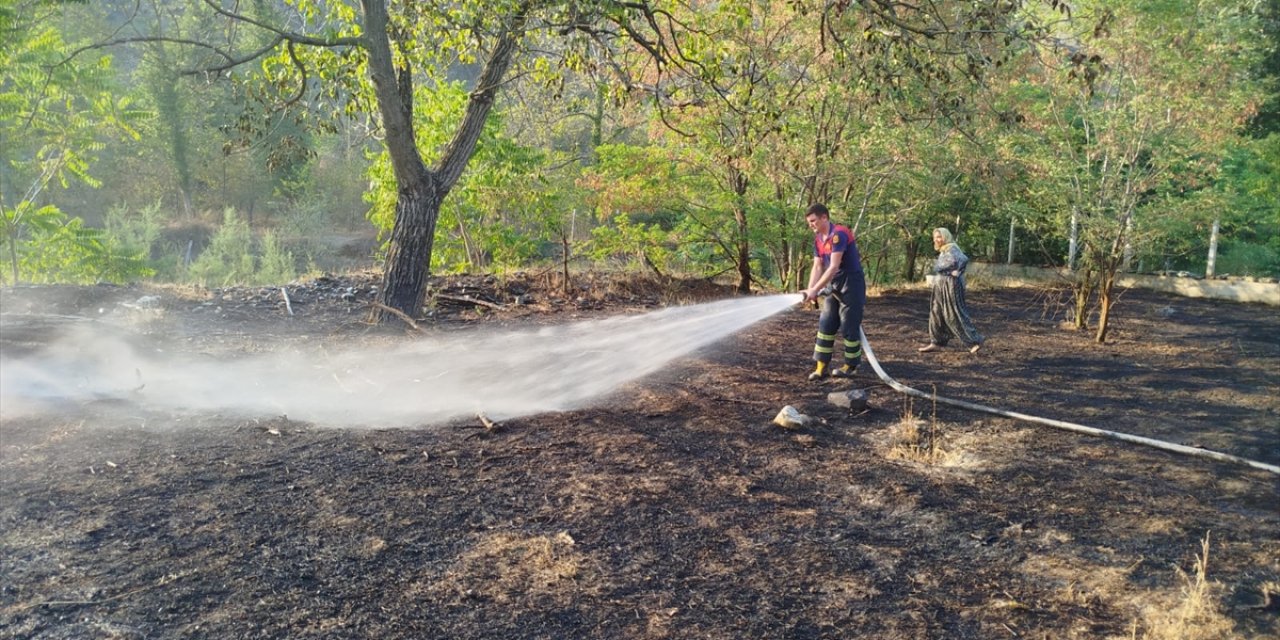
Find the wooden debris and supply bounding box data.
[460,413,504,441]
[368,302,425,333]
[436,294,504,311]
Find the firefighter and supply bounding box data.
[799,203,866,381]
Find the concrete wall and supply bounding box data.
[966,263,1280,307]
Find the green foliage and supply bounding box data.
[186,208,300,286]
[1243,0,1280,136]
[1215,241,1280,277]
[188,208,256,287]
[583,142,735,277]
[9,212,152,284]
[5,0,1276,296]
[1221,134,1280,236]
[587,213,674,275]
[274,139,373,272]
[2,201,68,283]
[582,143,684,219]
[17,217,99,283]
[366,81,565,273]
[104,201,164,259]
[256,232,297,285]
[1,7,146,198]
[1,0,151,284]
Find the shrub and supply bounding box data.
[1215,242,1280,278]
[188,208,255,287]
[255,232,297,285]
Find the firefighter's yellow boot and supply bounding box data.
[807,362,829,381]
[831,363,857,379]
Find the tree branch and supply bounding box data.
[435,3,531,193]
[199,0,362,48]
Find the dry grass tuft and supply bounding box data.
[1126,533,1236,640]
[886,393,951,464]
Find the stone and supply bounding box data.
[772,405,811,429]
[827,389,869,411]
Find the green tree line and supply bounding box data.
[2,0,1276,341]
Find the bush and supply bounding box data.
[188,208,255,287]
[104,201,164,260]
[1215,241,1280,278]
[255,232,297,285]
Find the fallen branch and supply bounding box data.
[461,413,503,441]
[436,294,504,311]
[368,302,425,333]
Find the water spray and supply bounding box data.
[0,294,800,428]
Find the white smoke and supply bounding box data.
[0,294,800,428]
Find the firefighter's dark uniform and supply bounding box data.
[812,223,866,377]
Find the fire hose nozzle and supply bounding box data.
[799,284,835,305]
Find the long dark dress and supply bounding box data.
[928,244,984,347]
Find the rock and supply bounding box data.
[772,405,811,429]
[827,389,869,411]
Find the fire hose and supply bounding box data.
[857,326,1280,476]
[805,285,1278,475]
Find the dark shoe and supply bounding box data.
[831,364,857,379]
[918,344,939,353]
[807,363,829,381]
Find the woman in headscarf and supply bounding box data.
[918,227,985,354]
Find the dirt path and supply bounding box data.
[2,278,1277,639]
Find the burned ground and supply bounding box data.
[1,274,1277,639]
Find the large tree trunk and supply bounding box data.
[379,179,444,318]
[361,0,526,322]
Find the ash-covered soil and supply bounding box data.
[1,272,1277,639]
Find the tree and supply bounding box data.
[643,2,825,292]
[596,0,1064,292]
[364,81,570,276]
[1021,0,1266,342]
[82,0,1072,319]
[101,0,743,320]
[1,0,146,283]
